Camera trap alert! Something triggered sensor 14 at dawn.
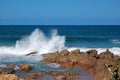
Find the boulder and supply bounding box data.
[0,69,7,74]
[93,49,116,80]
[63,72,73,77]
[0,74,19,80]
[8,69,14,74]
[99,49,113,59]
[86,49,98,57]
[34,71,42,77]
[6,64,15,70]
[53,75,67,80]
[47,70,58,76]
[71,49,80,54]
[59,50,70,56]
[27,73,36,79]
[19,77,25,80]
[19,64,30,72]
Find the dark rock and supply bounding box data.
[86,49,98,57]
[0,69,6,74]
[25,52,38,56]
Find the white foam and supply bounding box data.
[47,63,60,68]
[0,29,65,55]
[67,47,120,56]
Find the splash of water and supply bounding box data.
[0,29,65,55]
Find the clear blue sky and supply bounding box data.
[0,0,120,25]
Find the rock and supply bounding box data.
[63,72,73,77]
[6,64,15,70]
[27,73,36,79]
[27,71,42,79]
[99,49,113,59]
[47,70,58,76]
[0,69,7,74]
[53,75,67,80]
[34,71,42,77]
[59,50,70,56]
[0,74,19,80]
[93,49,116,80]
[60,61,74,68]
[41,48,120,80]
[71,49,80,54]
[19,64,30,72]
[25,52,38,56]
[19,77,25,80]
[86,49,98,57]
[8,69,14,74]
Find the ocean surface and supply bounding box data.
[0,25,120,61]
[0,25,120,79]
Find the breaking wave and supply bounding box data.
[0,29,65,55]
[0,28,120,57]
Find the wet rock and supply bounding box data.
[47,70,58,76]
[6,64,15,70]
[8,69,14,74]
[59,50,70,56]
[63,72,73,77]
[19,64,30,72]
[0,68,7,74]
[60,61,74,68]
[71,49,80,54]
[27,73,36,79]
[19,77,25,80]
[86,49,98,57]
[99,49,113,59]
[0,74,19,80]
[53,75,67,80]
[25,52,38,56]
[34,71,42,77]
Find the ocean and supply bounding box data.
[0,25,120,60]
[0,25,120,80]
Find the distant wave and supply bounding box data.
[66,36,112,42]
[110,39,120,44]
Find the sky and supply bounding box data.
[0,0,120,25]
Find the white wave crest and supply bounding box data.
[67,47,120,56]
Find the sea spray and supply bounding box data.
[0,29,65,55]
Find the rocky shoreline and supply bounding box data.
[42,49,120,80]
[0,49,120,80]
